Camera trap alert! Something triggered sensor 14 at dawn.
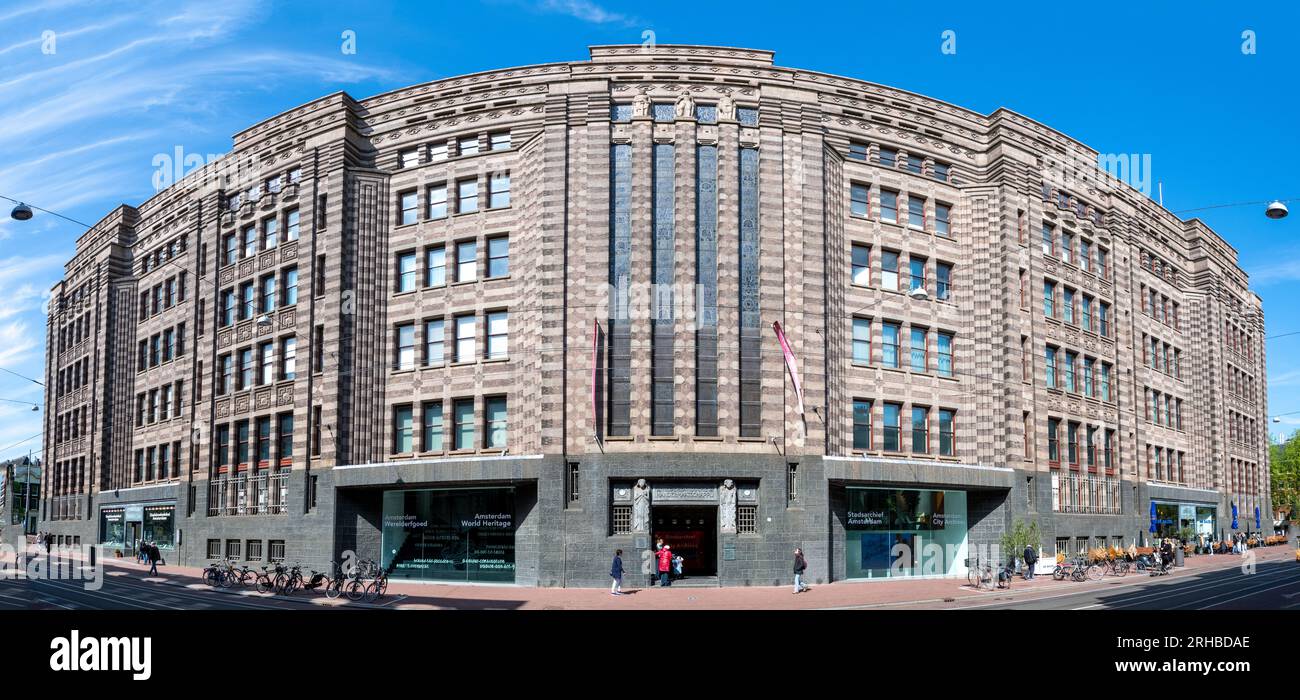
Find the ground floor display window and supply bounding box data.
[381,487,516,583]
[99,508,125,547]
[143,505,176,549]
[845,487,968,579]
[1151,501,1215,539]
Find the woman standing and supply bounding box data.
[793,547,809,593]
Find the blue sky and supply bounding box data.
[0,0,1296,459]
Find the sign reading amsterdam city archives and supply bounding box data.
[381,487,516,583]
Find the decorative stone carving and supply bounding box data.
[674,92,694,118]
[631,478,650,532]
[719,479,737,534]
[632,93,649,118]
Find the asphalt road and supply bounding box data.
[942,557,1300,610]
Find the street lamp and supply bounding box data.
[9,203,33,221]
[908,286,929,301]
[1266,201,1289,220]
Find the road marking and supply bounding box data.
[1191,572,1300,610]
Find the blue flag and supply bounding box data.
[1149,501,1157,533]
[1231,502,1238,529]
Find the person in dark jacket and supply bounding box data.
[793,547,809,593]
[146,542,159,576]
[610,549,624,595]
[1023,544,1038,580]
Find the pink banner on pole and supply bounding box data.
[772,321,805,417]
[591,319,599,435]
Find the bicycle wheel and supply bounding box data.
[346,580,365,601]
[273,573,288,593]
[364,581,380,602]
[325,579,342,599]
[1115,560,1129,577]
[255,575,272,594]
[1087,564,1104,581]
[1052,566,1065,581]
[376,577,388,598]
[219,569,236,588]
[967,565,980,587]
[203,568,220,587]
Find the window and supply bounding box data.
[219,355,233,395]
[426,246,446,286]
[456,240,477,282]
[486,311,508,359]
[489,172,510,208]
[1045,345,1058,388]
[907,197,925,230]
[1100,363,1112,401]
[736,107,759,126]
[224,234,238,265]
[1081,295,1093,331]
[936,262,952,301]
[909,327,927,372]
[400,191,419,225]
[399,149,418,168]
[1043,281,1056,318]
[424,319,445,365]
[429,142,448,161]
[397,252,417,292]
[282,267,298,306]
[256,416,272,463]
[852,317,871,363]
[881,322,900,368]
[1064,351,1077,392]
[1067,422,1079,465]
[852,399,872,450]
[485,396,507,448]
[1099,302,1109,337]
[393,405,413,454]
[848,141,868,161]
[935,203,951,237]
[1041,224,1055,256]
[881,251,899,291]
[457,179,478,213]
[912,406,929,453]
[938,409,955,456]
[263,216,279,249]
[905,154,924,174]
[396,324,415,370]
[1048,417,1061,463]
[850,183,869,216]
[455,314,476,361]
[932,162,950,182]
[878,147,897,168]
[243,225,258,258]
[488,236,509,277]
[280,337,296,380]
[737,505,758,534]
[285,209,300,241]
[422,402,444,452]
[1080,239,1092,273]
[1061,230,1074,264]
[880,189,898,223]
[428,184,448,219]
[458,135,479,156]
[240,282,255,320]
[908,257,926,294]
[883,403,902,452]
[936,332,954,378]
[610,104,632,122]
[260,275,277,312]
[1062,288,1075,324]
[851,244,870,286]
[453,398,475,450]
[489,132,511,150]
[1083,357,1094,397]
[238,348,254,389]
[258,341,275,384]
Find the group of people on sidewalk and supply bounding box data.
[135,540,164,576]
[608,544,811,595]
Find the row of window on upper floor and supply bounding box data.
[391,396,508,455]
[1040,278,1112,337]
[136,323,187,372]
[395,235,509,293]
[1141,333,1182,380]
[398,173,511,226]
[56,312,91,355]
[138,234,189,276]
[139,272,188,321]
[394,310,509,370]
[222,208,300,267]
[846,141,955,185]
[226,168,303,211]
[850,244,954,300]
[850,318,955,378]
[399,131,512,169]
[1140,284,1181,333]
[851,400,957,457]
[216,335,298,395]
[136,379,186,428]
[611,102,759,126]
[849,183,952,236]
[1144,386,1184,431]
[1044,344,1115,401]
[219,266,299,327]
[1040,222,1110,280]
[1046,417,1117,471]
[55,357,89,397]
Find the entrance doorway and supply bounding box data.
[126,522,141,554]
[652,506,717,577]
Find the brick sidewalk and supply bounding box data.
[95,546,1297,610]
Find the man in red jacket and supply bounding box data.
[657,544,673,587]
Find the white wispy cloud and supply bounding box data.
[535,0,639,26]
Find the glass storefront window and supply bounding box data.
[381,487,515,583]
[142,505,176,549]
[100,508,125,547]
[845,487,967,579]
[1152,501,1216,540]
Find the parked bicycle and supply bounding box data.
[966,557,995,590]
[202,559,237,587]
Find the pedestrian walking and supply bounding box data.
[146,542,159,576]
[610,549,624,595]
[793,547,810,593]
[656,544,673,587]
[1023,543,1038,580]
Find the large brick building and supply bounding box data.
[39,45,1269,586]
